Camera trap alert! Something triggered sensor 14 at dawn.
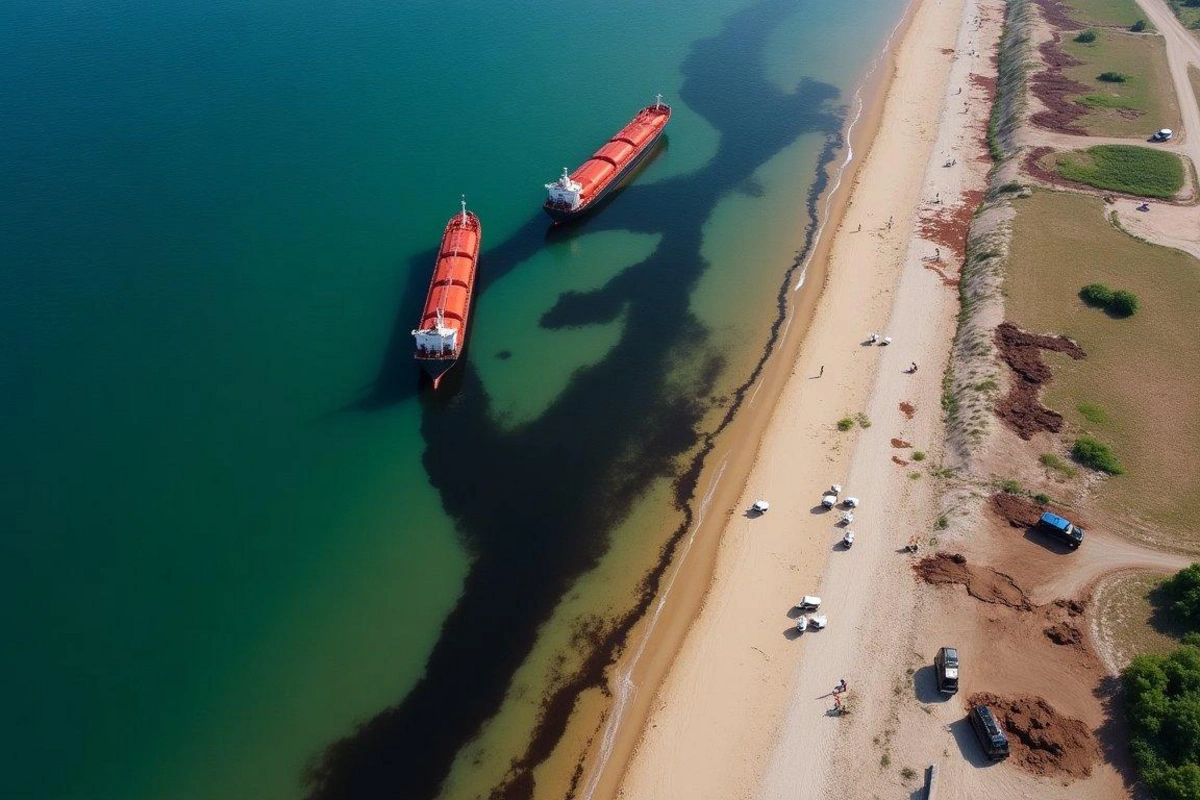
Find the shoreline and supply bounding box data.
[601,0,988,794]
[567,2,927,796]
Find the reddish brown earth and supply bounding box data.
[968,692,1101,779]
[990,492,1044,527]
[1044,620,1085,646]
[899,401,916,419]
[994,322,1086,439]
[1029,28,1091,134]
[891,438,912,448]
[918,189,987,261]
[913,553,1032,608]
[892,455,909,466]
[1033,0,1084,29]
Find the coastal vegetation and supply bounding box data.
[1080,282,1141,315]
[1006,191,1200,539]
[1075,29,1098,43]
[1067,0,1156,28]
[1039,452,1078,478]
[1072,435,1124,474]
[1122,565,1200,800]
[1097,71,1128,82]
[1063,32,1180,136]
[1052,145,1183,198]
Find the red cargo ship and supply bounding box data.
[543,95,671,221]
[412,199,481,388]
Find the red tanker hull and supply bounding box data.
[413,209,481,389]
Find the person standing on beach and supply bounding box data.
[819,365,824,377]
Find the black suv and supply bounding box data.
[969,704,1010,761]
[934,647,959,694]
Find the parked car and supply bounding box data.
[796,595,821,611]
[1152,128,1173,141]
[934,646,959,695]
[1036,511,1084,549]
[968,704,1011,761]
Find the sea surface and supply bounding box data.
[0,0,904,797]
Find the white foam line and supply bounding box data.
[580,455,730,800]
[747,306,794,409]
[794,0,916,292]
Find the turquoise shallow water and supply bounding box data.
[0,1,904,797]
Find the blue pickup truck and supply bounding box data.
[1037,511,1084,549]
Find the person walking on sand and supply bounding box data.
[819,365,824,377]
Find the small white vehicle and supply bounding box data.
[796,595,822,611]
[751,499,770,514]
[1152,128,1173,142]
[843,497,860,509]
[795,616,809,633]
[842,530,855,548]
[839,510,855,525]
[808,614,828,630]
[880,336,893,346]
[821,484,842,508]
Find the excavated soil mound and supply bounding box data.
[968,692,1100,779]
[899,401,916,419]
[914,553,1031,609]
[990,492,1043,527]
[891,438,912,448]
[994,322,1086,439]
[892,455,909,466]
[1044,621,1084,646]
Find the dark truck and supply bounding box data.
[1036,511,1084,549]
[969,704,1011,761]
[934,646,959,694]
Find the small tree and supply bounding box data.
[1132,19,1148,32]
[1161,565,1200,629]
[1075,29,1098,42]
[1098,71,1130,83]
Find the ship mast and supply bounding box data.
[655,93,663,109]
[460,195,468,225]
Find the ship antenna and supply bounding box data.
[655,93,662,109]
[460,194,467,224]
[561,167,569,183]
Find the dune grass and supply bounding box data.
[1005,191,1200,543]
[1053,145,1184,198]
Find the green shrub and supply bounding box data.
[1080,283,1115,306]
[912,451,927,461]
[1034,492,1051,505]
[1111,289,1140,316]
[934,514,949,530]
[999,479,1023,494]
[1098,71,1129,83]
[1132,19,1148,31]
[1075,29,1098,42]
[855,412,872,429]
[1159,564,1200,628]
[837,417,854,431]
[1123,634,1200,798]
[1072,436,1125,475]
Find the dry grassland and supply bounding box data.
[1005,190,1200,542]
[1063,31,1180,136]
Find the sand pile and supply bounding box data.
[994,322,1086,439]
[913,553,1031,609]
[969,692,1100,779]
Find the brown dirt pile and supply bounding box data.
[891,438,911,448]
[1044,620,1084,646]
[994,322,1086,439]
[892,455,909,466]
[913,553,1031,609]
[899,401,916,419]
[968,692,1100,779]
[989,492,1043,527]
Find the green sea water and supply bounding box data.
[1,1,905,797]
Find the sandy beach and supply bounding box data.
[582,0,1006,795]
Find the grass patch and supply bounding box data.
[1094,572,1181,670]
[837,417,854,431]
[1053,146,1184,198]
[1077,402,1108,424]
[912,450,927,461]
[1006,191,1200,537]
[935,514,949,530]
[1073,435,1125,474]
[998,478,1023,494]
[1062,31,1179,136]
[1067,0,1155,27]
[908,471,922,480]
[1040,452,1079,478]
[855,412,872,429]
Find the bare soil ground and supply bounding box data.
[969,691,1102,779]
